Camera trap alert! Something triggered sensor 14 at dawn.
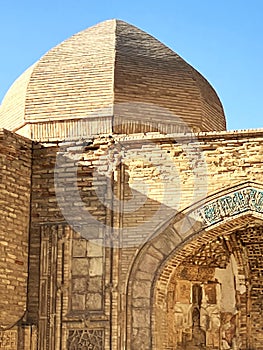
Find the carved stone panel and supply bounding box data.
[0,330,17,350]
[67,329,104,350]
[71,233,104,313]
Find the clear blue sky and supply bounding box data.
[0,0,262,130]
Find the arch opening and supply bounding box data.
[127,183,263,350]
[153,224,263,350]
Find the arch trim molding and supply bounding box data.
[125,181,263,349]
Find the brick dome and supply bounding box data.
[0,19,226,140]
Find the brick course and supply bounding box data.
[0,20,226,141]
[0,129,32,329]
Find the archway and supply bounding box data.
[126,182,263,349]
[154,227,250,349]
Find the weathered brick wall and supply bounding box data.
[117,130,263,283]
[26,129,263,349]
[27,139,112,349]
[27,143,60,324]
[237,226,263,349]
[0,129,32,329]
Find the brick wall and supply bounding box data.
[26,129,263,349]
[27,139,112,348]
[0,129,32,329]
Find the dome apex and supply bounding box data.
[0,19,226,140]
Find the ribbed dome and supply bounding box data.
[0,19,226,140]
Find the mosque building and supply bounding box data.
[0,19,262,349]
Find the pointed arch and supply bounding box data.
[125,181,263,349]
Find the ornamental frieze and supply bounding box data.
[192,187,263,226]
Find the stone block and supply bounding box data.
[87,276,103,293]
[89,258,103,276]
[72,277,87,293]
[72,258,89,275]
[87,241,103,257]
[72,239,87,257]
[71,294,85,311]
[86,293,102,310]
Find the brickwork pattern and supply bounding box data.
[0,130,32,329]
[114,21,225,133]
[27,139,113,349]
[237,226,263,349]
[0,20,226,140]
[24,130,263,349]
[0,128,263,348]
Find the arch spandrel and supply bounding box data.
[126,181,263,349]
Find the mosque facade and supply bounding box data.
[0,19,263,349]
